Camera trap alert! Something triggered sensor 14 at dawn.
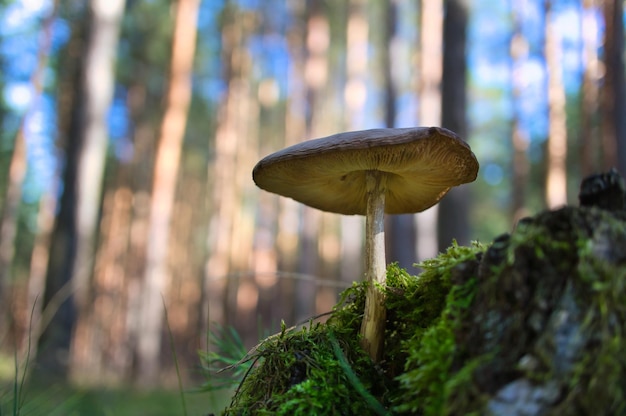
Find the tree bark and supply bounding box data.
[66,0,126,381]
[438,0,471,251]
[293,0,329,322]
[276,0,307,326]
[137,0,199,385]
[415,0,443,261]
[72,0,126,313]
[204,3,238,335]
[203,2,261,348]
[544,0,568,209]
[35,1,89,378]
[0,0,58,346]
[74,180,133,381]
[579,0,600,176]
[340,0,366,284]
[379,0,416,270]
[509,1,530,222]
[600,0,626,175]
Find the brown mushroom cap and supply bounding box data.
[252,126,479,215]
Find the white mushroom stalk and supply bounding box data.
[360,170,388,361]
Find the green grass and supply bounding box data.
[0,382,233,416]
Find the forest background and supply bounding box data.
[0,0,624,396]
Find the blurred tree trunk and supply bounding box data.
[277,1,308,326]
[313,0,349,314]
[136,0,199,385]
[204,2,260,347]
[339,0,365,283]
[106,82,160,381]
[73,174,133,382]
[579,0,600,176]
[65,0,126,381]
[35,1,89,378]
[437,0,471,251]
[290,0,329,323]
[165,164,207,377]
[544,0,568,209]
[509,1,530,223]
[72,0,126,315]
[121,58,163,382]
[380,0,396,131]
[344,0,368,129]
[73,62,162,381]
[378,0,416,269]
[23,187,57,358]
[600,0,626,175]
[415,0,443,261]
[0,0,58,346]
[228,46,259,345]
[253,26,287,331]
[204,2,237,337]
[0,131,26,344]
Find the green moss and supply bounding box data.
[223,319,385,415]
[218,206,626,415]
[394,242,484,415]
[222,242,485,415]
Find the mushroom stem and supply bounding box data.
[359,170,387,362]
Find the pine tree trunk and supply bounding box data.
[72,170,133,381]
[72,0,126,314]
[122,84,158,381]
[544,0,568,209]
[0,0,58,347]
[600,0,626,175]
[277,1,308,326]
[416,0,443,261]
[438,0,471,251]
[379,0,416,270]
[292,0,331,322]
[0,129,27,343]
[166,168,207,376]
[137,0,199,385]
[340,0,365,283]
[203,2,259,347]
[68,0,126,380]
[204,5,238,335]
[510,3,530,222]
[579,0,600,176]
[35,2,89,378]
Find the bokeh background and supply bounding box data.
[0,0,624,410]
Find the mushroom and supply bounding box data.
[252,126,479,362]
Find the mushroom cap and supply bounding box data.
[252,126,479,215]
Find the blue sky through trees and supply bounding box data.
[0,0,617,208]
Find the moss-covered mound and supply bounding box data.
[220,204,626,415]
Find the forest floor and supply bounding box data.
[0,379,231,415]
